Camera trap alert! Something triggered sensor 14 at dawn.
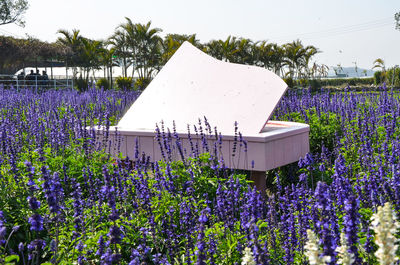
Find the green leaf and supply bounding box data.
[5,254,20,263]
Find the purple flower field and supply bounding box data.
[0,86,399,264]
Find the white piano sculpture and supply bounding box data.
[98,42,309,192]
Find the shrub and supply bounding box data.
[298,78,308,88]
[348,79,356,86]
[308,79,322,92]
[96,78,110,90]
[283,77,294,88]
[74,76,88,91]
[288,78,375,91]
[116,76,133,90]
[312,77,374,88]
[134,77,151,90]
[374,71,382,85]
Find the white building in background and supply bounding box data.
[327,66,375,78]
[16,66,137,80]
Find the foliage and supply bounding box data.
[0,35,70,75]
[2,17,324,88]
[117,18,163,82]
[373,58,385,72]
[386,67,400,87]
[282,108,342,155]
[115,76,133,90]
[2,86,400,264]
[134,77,151,90]
[296,77,375,89]
[0,0,28,26]
[161,33,202,64]
[96,77,110,90]
[283,39,319,79]
[296,79,322,91]
[283,77,294,88]
[74,75,89,91]
[374,71,384,85]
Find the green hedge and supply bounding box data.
[285,77,375,90]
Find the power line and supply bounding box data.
[0,27,25,38]
[272,17,394,41]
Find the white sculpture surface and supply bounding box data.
[100,41,310,175]
[117,42,288,135]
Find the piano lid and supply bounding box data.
[117,41,288,135]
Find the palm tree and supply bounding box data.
[132,20,162,80]
[118,17,137,78]
[373,58,386,83]
[283,40,306,79]
[98,46,117,89]
[220,36,239,62]
[161,33,201,65]
[80,38,103,82]
[108,30,131,78]
[118,18,162,82]
[372,58,385,72]
[284,40,320,79]
[302,45,319,78]
[270,44,287,77]
[255,42,287,77]
[205,39,223,60]
[256,41,274,69]
[57,29,84,78]
[234,38,254,64]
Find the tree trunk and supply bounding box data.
[110,64,113,89]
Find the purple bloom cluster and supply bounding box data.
[1,86,400,264]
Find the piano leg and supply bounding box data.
[250,170,266,196]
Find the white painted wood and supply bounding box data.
[99,121,309,171]
[94,43,310,174]
[117,42,288,136]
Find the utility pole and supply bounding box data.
[353,62,358,77]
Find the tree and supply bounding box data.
[269,43,286,76]
[161,33,201,65]
[395,11,400,30]
[219,36,239,63]
[0,35,70,74]
[118,17,162,82]
[372,58,385,72]
[256,41,275,69]
[205,39,223,60]
[0,0,28,26]
[98,45,116,88]
[283,40,315,79]
[80,38,103,82]
[108,30,131,78]
[373,58,386,84]
[234,38,254,65]
[57,29,84,78]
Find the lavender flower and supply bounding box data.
[28,214,43,231]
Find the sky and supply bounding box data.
[1,0,400,70]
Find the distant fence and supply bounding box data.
[0,74,73,90]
